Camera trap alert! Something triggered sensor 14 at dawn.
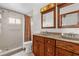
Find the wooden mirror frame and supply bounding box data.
[41,4,56,29]
[60,10,79,28]
[57,3,74,28]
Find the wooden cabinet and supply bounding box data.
[45,46,55,56]
[33,35,55,56]
[45,38,55,56]
[56,48,72,56]
[33,41,39,55]
[33,35,44,56]
[56,40,79,55]
[33,35,79,56]
[38,42,44,56]
[33,35,39,55]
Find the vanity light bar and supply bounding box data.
[40,3,55,13]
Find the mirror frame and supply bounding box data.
[60,10,79,28]
[57,3,74,28]
[41,4,56,29]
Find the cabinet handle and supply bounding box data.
[48,49,50,52]
[48,41,50,43]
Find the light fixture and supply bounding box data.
[41,8,44,12]
[43,7,47,10]
[40,3,55,12]
[50,3,54,7]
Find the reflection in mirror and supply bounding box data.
[41,3,56,29]
[61,13,79,27]
[58,3,79,28]
[43,11,54,27]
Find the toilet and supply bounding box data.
[24,41,32,53]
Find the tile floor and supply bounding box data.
[11,50,33,56]
[11,41,33,56]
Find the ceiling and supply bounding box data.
[0,3,48,15]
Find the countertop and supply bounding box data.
[33,33,79,44]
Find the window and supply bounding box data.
[9,18,15,24]
[16,19,21,24]
[9,17,21,24]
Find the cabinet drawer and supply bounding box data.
[45,38,55,47]
[56,40,79,54]
[56,48,72,56]
[33,35,44,43]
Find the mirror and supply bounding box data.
[61,11,79,28]
[58,3,79,28]
[41,3,56,28]
[42,11,55,28]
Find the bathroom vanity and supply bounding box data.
[32,33,79,56]
[32,3,79,56]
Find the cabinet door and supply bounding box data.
[45,46,55,56]
[33,40,39,56]
[45,38,55,56]
[56,48,73,56]
[39,42,45,56]
[45,38,55,47]
[33,35,45,56]
[33,36,39,56]
[56,40,79,54]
